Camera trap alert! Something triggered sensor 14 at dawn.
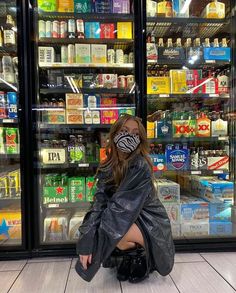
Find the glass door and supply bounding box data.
[0,1,23,247]
[146,0,235,241]
[32,0,135,246]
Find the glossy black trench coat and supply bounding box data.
[75,154,175,282]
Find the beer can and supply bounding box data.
[107,49,115,64]
[126,75,134,89]
[128,52,134,63]
[116,49,124,64]
[0,127,5,154]
[61,46,68,63]
[46,21,52,38]
[39,20,46,38]
[5,127,18,154]
[60,21,67,38]
[118,75,126,88]
[68,44,75,64]
[52,21,59,38]
[0,92,7,119]
[76,19,85,39]
[7,92,17,119]
[68,19,76,38]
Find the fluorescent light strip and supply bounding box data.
[70,77,80,93]
[66,76,76,93]
[0,78,17,91]
[186,77,214,94]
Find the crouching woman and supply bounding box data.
[75,114,175,283]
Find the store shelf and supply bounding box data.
[38,38,133,45]
[39,62,134,69]
[39,162,99,170]
[0,46,17,55]
[38,11,134,21]
[147,93,230,102]
[0,154,20,160]
[0,198,21,203]
[146,17,229,38]
[0,118,18,124]
[147,60,230,68]
[154,169,229,175]
[43,201,92,209]
[148,136,229,143]
[40,88,134,95]
[38,123,111,130]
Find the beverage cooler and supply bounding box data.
[31,0,137,249]
[146,0,236,248]
[0,0,30,254]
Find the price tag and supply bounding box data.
[78,163,89,168]
[213,170,224,174]
[205,60,216,64]
[209,94,219,97]
[2,119,14,123]
[48,204,59,208]
[159,94,170,98]
[218,136,228,141]
[191,171,201,175]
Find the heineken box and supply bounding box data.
[69,177,86,202]
[158,47,185,62]
[86,177,97,202]
[43,186,68,204]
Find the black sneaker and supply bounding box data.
[129,253,149,283]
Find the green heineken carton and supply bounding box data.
[69,177,86,203]
[43,186,68,204]
[86,176,97,202]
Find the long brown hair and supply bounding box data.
[98,114,153,186]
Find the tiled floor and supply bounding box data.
[1,253,236,293]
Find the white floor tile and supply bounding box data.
[175,253,204,263]
[65,267,121,293]
[0,260,27,271]
[171,262,235,293]
[201,252,236,290]
[28,257,72,263]
[9,261,71,293]
[121,272,178,293]
[0,271,20,293]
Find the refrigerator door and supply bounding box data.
[0,1,23,248]
[145,0,235,241]
[32,1,136,246]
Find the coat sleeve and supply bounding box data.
[99,159,153,244]
[76,175,108,255]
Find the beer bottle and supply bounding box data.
[167,38,173,47]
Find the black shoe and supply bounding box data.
[116,254,132,281]
[129,253,149,283]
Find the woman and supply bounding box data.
[75,114,175,283]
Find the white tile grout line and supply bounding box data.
[200,254,236,292]
[64,258,73,293]
[169,273,181,293]
[7,261,28,293]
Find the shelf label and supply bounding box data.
[205,60,216,64]
[191,171,201,175]
[213,170,224,174]
[209,94,219,97]
[78,163,89,168]
[40,148,66,164]
[159,94,170,98]
[2,119,15,123]
[218,136,228,141]
[48,204,60,208]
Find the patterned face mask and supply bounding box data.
[114,131,140,153]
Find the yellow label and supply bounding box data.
[117,22,132,39]
[170,70,187,94]
[203,1,225,19]
[147,121,155,139]
[157,2,166,14]
[0,211,21,240]
[147,77,170,94]
[58,0,74,12]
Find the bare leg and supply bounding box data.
[117,223,144,250]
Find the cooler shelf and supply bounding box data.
[38,12,134,22]
[0,154,20,160]
[0,118,18,124]
[0,46,17,55]
[39,62,134,69]
[154,169,229,176]
[38,38,134,45]
[147,60,230,68]
[148,136,229,143]
[40,88,135,95]
[147,17,229,38]
[38,123,112,130]
[39,162,99,170]
[43,202,92,210]
[147,94,230,101]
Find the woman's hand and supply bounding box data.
[79,254,92,270]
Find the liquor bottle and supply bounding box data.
[157,110,172,138]
[196,112,211,137]
[211,111,228,137]
[176,38,182,47]
[221,38,227,47]
[68,19,76,38]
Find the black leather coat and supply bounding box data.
[75,154,175,282]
